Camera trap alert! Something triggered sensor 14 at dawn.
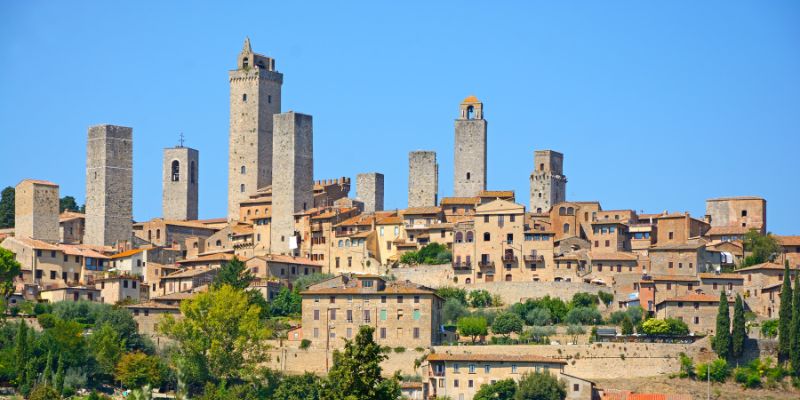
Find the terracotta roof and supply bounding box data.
[336,214,375,227]
[477,190,514,198]
[302,281,436,296]
[231,225,253,236]
[59,211,85,222]
[698,273,743,280]
[249,254,323,267]
[176,253,234,264]
[402,207,441,215]
[20,179,58,186]
[649,242,705,251]
[164,266,217,279]
[426,353,566,364]
[735,262,789,272]
[777,236,800,246]
[376,215,402,225]
[399,381,423,389]
[59,244,110,259]
[5,236,60,251]
[590,252,638,261]
[651,275,700,283]
[110,248,145,259]
[93,274,142,283]
[152,292,198,301]
[124,301,180,311]
[658,293,730,304]
[462,95,480,104]
[440,197,479,206]
[707,226,754,236]
[40,285,99,293]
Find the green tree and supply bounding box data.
[54,355,65,395]
[28,384,60,400]
[492,312,524,339]
[564,307,602,325]
[212,257,254,290]
[469,289,493,308]
[14,320,29,383]
[320,325,400,400]
[114,352,162,389]
[760,319,778,338]
[457,316,488,343]
[570,292,599,309]
[641,319,670,335]
[0,187,14,228]
[90,323,126,378]
[665,318,689,336]
[514,371,565,400]
[59,196,81,212]
[731,294,746,359]
[778,260,793,362]
[159,285,272,385]
[436,287,468,305]
[525,307,552,326]
[621,315,634,335]
[741,230,780,267]
[597,291,614,306]
[791,271,800,376]
[270,372,322,400]
[714,291,731,359]
[0,247,22,314]
[474,378,516,400]
[269,286,301,317]
[42,350,54,385]
[292,273,334,292]
[696,358,730,382]
[442,298,468,324]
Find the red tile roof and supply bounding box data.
[426,353,566,364]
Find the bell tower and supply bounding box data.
[453,95,487,198]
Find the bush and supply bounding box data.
[28,384,60,400]
[641,318,689,336]
[442,298,468,324]
[678,353,694,378]
[565,307,602,325]
[394,346,406,353]
[598,291,614,306]
[300,339,311,350]
[469,290,493,308]
[436,287,468,305]
[570,292,599,308]
[665,318,689,335]
[696,359,730,383]
[491,312,524,337]
[609,306,644,326]
[525,307,552,326]
[400,243,452,265]
[760,319,778,338]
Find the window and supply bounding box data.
[413,327,420,338]
[563,223,570,233]
[50,271,56,279]
[380,327,386,339]
[741,210,748,217]
[469,364,476,373]
[573,384,580,392]
[413,309,421,320]
[453,364,460,373]
[171,160,180,181]
[381,295,387,303]
[669,262,674,269]
[240,165,246,174]
[454,379,459,388]
[346,327,352,338]
[313,328,319,338]
[240,184,245,193]
[669,232,674,240]
[678,262,683,268]
[468,380,474,388]
[190,161,196,183]
[346,309,353,322]
[329,309,336,320]
[380,309,387,321]
[466,172,471,180]
[414,295,420,303]
[329,296,336,304]
[313,310,320,320]
[483,232,491,241]
[484,365,491,373]
[397,295,404,303]
[484,215,489,223]
[694,316,700,324]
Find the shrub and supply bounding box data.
[394,346,406,353]
[436,287,468,305]
[696,358,729,382]
[570,292,599,309]
[678,353,694,378]
[491,312,524,337]
[598,291,614,306]
[468,290,493,308]
[442,298,468,323]
[525,307,552,326]
[609,306,644,326]
[565,307,602,325]
[665,318,689,335]
[300,339,311,350]
[760,319,778,338]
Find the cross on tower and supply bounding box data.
[178,132,185,148]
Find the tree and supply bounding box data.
[28,384,60,400]
[436,287,468,305]
[54,355,65,395]
[714,290,731,359]
[566,325,585,345]
[641,319,670,335]
[90,323,126,378]
[791,271,800,376]
[59,196,81,212]
[514,371,565,400]
[597,291,614,307]
[492,312,524,338]
[14,320,29,383]
[474,378,517,400]
[269,286,301,317]
[564,307,602,325]
[270,372,322,400]
[320,325,400,400]
[570,292,599,309]
[0,247,22,314]
[621,315,634,335]
[525,308,552,326]
[0,186,14,228]
[42,350,54,385]
[115,352,162,389]
[457,316,488,343]
[760,319,778,338]
[741,230,780,267]
[212,257,254,290]
[731,294,746,359]
[665,318,689,336]
[159,285,272,385]
[469,289,493,308]
[778,260,793,362]
[442,298,468,324]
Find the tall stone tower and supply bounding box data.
[228,37,283,220]
[408,151,438,208]
[270,112,313,255]
[356,172,384,214]
[163,145,199,221]
[85,124,133,246]
[529,150,567,214]
[15,179,60,242]
[453,96,487,197]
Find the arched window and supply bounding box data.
[242,57,249,68]
[539,163,545,171]
[215,239,222,247]
[536,208,542,213]
[483,232,491,241]
[505,274,512,282]
[241,165,246,174]
[465,278,472,284]
[193,242,198,249]
[455,232,463,243]
[338,240,343,248]
[563,223,570,233]
[466,231,474,243]
[171,160,180,182]
[147,230,152,240]
[156,229,161,240]
[467,105,474,119]
[567,207,575,215]
[345,239,351,247]
[559,207,566,216]
[190,161,196,184]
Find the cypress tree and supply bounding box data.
[779,260,793,362]
[714,290,731,359]
[42,350,53,385]
[54,355,65,395]
[791,271,800,375]
[731,294,746,359]
[14,320,28,383]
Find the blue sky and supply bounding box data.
[1,1,798,233]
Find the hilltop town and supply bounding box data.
[2,39,800,400]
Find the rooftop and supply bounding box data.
[426,353,566,364]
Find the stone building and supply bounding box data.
[245,254,322,285]
[300,274,443,349]
[408,151,438,208]
[95,275,142,304]
[84,124,133,247]
[163,146,199,221]
[59,212,85,244]
[356,172,384,214]
[228,38,283,220]
[15,179,60,243]
[705,196,766,234]
[453,96,487,197]
[655,293,733,335]
[530,150,567,214]
[270,112,314,255]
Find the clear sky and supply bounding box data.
[1,1,798,233]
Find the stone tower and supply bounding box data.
[85,124,133,246]
[163,145,199,221]
[408,151,438,208]
[453,95,487,197]
[356,172,384,214]
[271,112,313,255]
[228,37,283,220]
[15,179,60,242]
[529,150,567,214]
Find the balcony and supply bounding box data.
[478,261,495,269]
[502,255,518,263]
[452,262,472,270]
[524,255,545,262]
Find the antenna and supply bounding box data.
[178,132,185,148]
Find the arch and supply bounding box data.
[536,207,543,214]
[156,229,161,240]
[505,274,512,282]
[483,232,491,241]
[465,278,472,284]
[345,239,351,247]
[563,223,570,233]
[338,240,343,248]
[467,105,474,119]
[190,161,196,184]
[241,165,246,174]
[466,231,474,243]
[147,230,152,241]
[215,239,222,247]
[171,160,180,182]
[567,207,575,215]
[193,242,198,249]
[455,232,464,243]
[242,57,249,68]
[559,207,566,216]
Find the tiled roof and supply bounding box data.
[59,211,85,222]
[777,235,800,246]
[735,262,789,272]
[249,254,323,267]
[7,236,60,250]
[20,179,58,186]
[462,95,480,104]
[440,197,479,206]
[176,253,234,264]
[426,353,566,364]
[659,293,730,304]
[477,190,514,198]
[164,266,218,279]
[698,273,743,280]
[402,206,442,215]
[110,248,145,259]
[301,280,437,296]
[336,214,375,227]
[59,244,110,259]
[590,251,638,261]
[376,215,402,225]
[124,302,180,311]
[649,242,705,251]
[707,226,754,236]
[651,275,700,283]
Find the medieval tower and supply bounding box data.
[15,179,60,243]
[163,145,199,221]
[408,151,438,208]
[356,172,384,214]
[85,124,133,246]
[530,150,567,213]
[453,96,487,198]
[270,112,314,255]
[228,38,283,220]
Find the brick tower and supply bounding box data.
[228,37,283,220]
[453,96,487,197]
[529,150,567,214]
[163,142,199,221]
[85,124,133,246]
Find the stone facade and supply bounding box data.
[408,151,438,207]
[271,112,313,255]
[705,196,767,234]
[162,146,199,220]
[84,124,133,246]
[453,96,487,197]
[530,150,567,214]
[228,38,283,220]
[15,179,60,243]
[356,172,384,213]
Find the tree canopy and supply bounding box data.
[457,316,488,343]
[514,371,566,400]
[741,230,780,267]
[474,378,516,400]
[0,186,14,228]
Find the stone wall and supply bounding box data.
[162,147,199,221]
[356,172,384,213]
[530,150,566,214]
[453,118,487,198]
[408,151,438,208]
[85,124,133,246]
[15,180,59,242]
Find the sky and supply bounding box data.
[1,1,798,233]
